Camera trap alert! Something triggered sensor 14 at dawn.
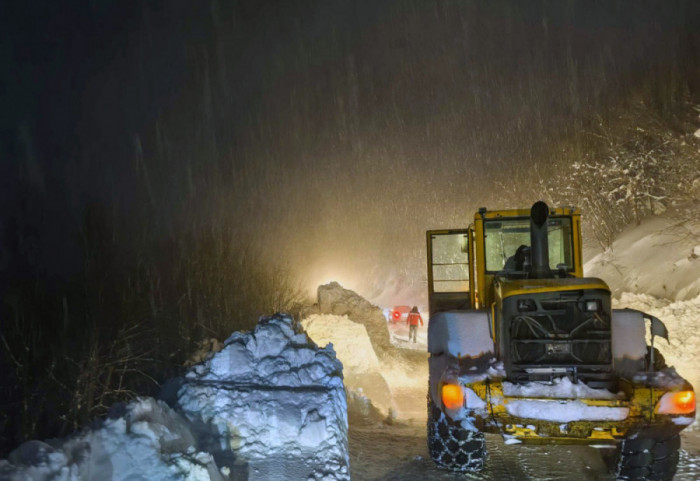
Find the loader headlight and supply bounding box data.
[656,390,696,415]
[441,383,464,410]
[584,300,600,312]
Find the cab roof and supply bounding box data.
[475,206,580,221]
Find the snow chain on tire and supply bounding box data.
[427,392,486,471]
[615,433,680,481]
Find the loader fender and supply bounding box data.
[428,310,493,358]
[428,310,494,414]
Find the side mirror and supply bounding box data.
[646,314,669,372]
[648,315,669,342]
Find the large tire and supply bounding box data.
[615,433,680,480]
[427,392,486,471]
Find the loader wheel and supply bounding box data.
[615,432,680,481]
[427,392,486,471]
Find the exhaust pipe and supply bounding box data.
[530,201,552,279]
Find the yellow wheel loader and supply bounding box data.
[426,201,695,479]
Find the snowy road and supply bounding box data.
[349,420,700,480]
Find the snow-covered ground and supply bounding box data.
[386,319,427,351]
[584,210,700,300]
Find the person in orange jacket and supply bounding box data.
[406,306,424,343]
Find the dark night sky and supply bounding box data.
[2,0,699,303]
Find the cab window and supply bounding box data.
[431,232,469,292]
[483,217,573,273]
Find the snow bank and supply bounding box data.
[302,314,393,414]
[584,213,700,300]
[304,284,430,420]
[302,314,380,374]
[502,377,623,400]
[0,315,351,481]
[311,282,392,353]
[176,314,350,481]
[0,398,223,481]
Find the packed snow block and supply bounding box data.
[611,309,647,376]
[302,314,394,414]
[316,282,392,354]
[427,311,493,359]
[176,314,350,481]
[0,398,225,481]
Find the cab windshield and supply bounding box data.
[484,217,574,273]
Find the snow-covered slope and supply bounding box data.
[584,212,700,300]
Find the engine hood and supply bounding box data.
[495,276,610,300]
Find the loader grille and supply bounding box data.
[504,290,613,388]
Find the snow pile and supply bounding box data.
[302,314,381,374]
[502,377,623,400]
[310,282,392,353]
[584,213,700,300]
[303,284,430,420]
[302,314,393,414]
[0,315,352,480]
[505,400,629,423]
[0,398,223,481]
[175,314,350,481]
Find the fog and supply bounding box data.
[3,1,699,308]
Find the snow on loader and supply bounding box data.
[426,202,695,480]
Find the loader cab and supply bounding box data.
[474,206,584,308]
[426,206,584,315]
